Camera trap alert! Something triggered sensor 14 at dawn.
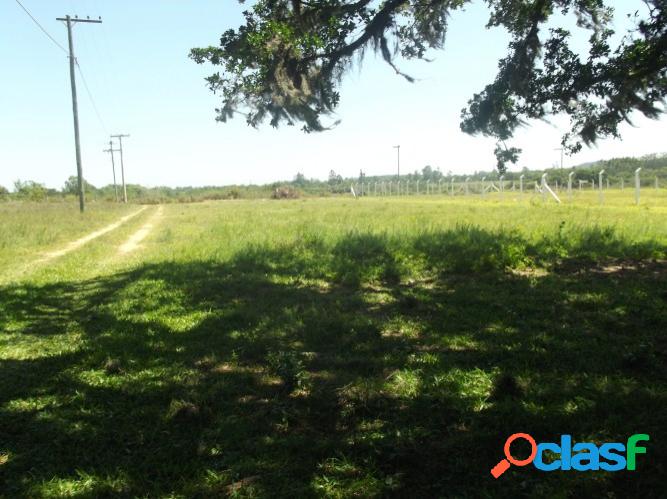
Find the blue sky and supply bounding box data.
[2,0,665,190]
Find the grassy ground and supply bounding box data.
[0,202,138,278]
[1,193,666,497]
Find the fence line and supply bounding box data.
[350,170,661,205]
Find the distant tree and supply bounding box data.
[63,176,97,195]
[421,165,443,181]
[422,165,433,180]
[294,172,307,186]
[192,1,667,172]
[14,180,47,201]
[62,176,78,195]
[328,169,342,186]
[0,185,8,199]
[327,169,345,193]
[126,184,146,199]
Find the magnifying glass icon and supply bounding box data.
[490,433,537,478]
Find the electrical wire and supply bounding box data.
[15,0,111,148]
[76,60,109,135]
[13,0,68,55]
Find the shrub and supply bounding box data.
[267,350,308,391]
[14,180,47,201]
[271,186,300,199]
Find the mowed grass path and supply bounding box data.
[1,195,667,497]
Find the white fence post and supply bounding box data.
[541,174,547,202]
[568,171,574,200]
[499,175,505,199]
[598,169,605,204]
[519,174,524,194]
[635,168,641,205]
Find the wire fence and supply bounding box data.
[350,171,664,206]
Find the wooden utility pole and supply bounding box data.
[57,15,102,213]
[111,134,130,203]
[103,140,120,202]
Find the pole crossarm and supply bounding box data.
[56,17,103,23]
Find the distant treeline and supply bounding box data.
[2,153,666,203]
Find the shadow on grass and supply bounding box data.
[0,226,666,497]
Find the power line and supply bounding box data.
[14,0,68,54]
[76,60,108,134]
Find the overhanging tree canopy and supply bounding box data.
[190,0,667,171]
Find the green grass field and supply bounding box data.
[1,193,666,497]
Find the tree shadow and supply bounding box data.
[1,226,666,497]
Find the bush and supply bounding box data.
[14,180,47,201]
[266,350,308,391]
[271,186,300,199]
[225,189,241,200]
